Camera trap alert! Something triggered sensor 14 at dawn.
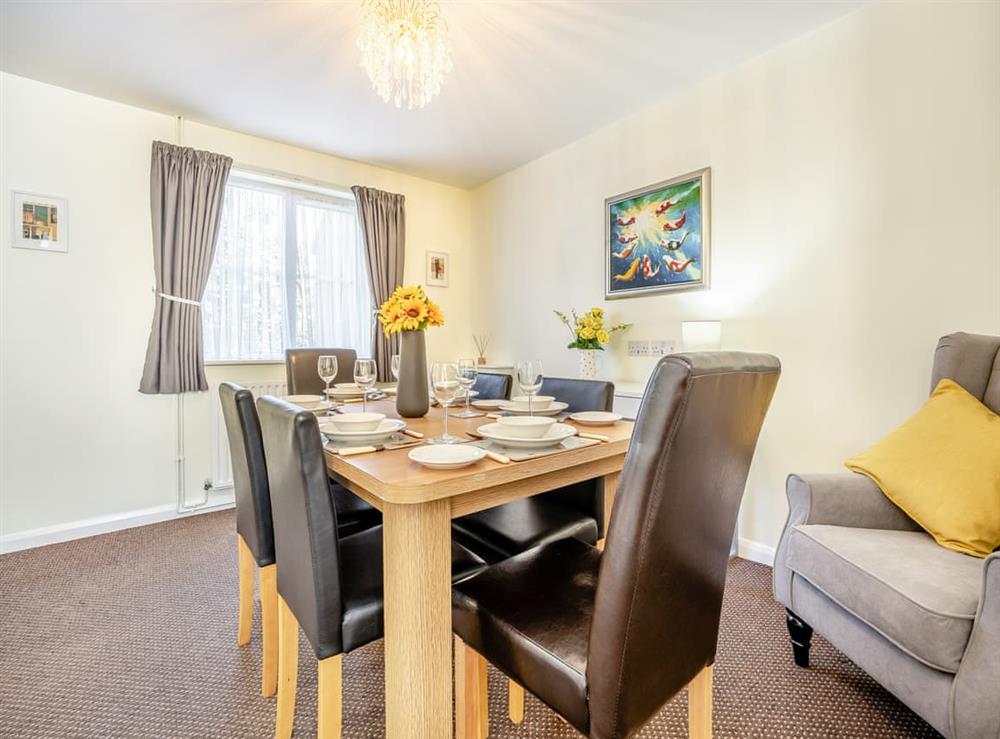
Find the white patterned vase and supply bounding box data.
[578,349,599,380]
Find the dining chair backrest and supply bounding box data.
[538,377,614,413]
[472,372,512,400]
[257,395,345,659]
[587,353,780,738]
[285,348,358,395]
[220,382,275,567]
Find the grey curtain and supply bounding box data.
[139,141,232,394]
[352,185,405,380]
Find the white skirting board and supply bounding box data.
[737,537,776,566]
[0,494,235,555]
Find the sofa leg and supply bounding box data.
[785,609,813,668]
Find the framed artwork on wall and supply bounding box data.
[426,250,449,286]
[604,167,709,299]
[11,191,69,254]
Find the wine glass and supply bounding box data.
[354,358,377,413]
[429,362,461,444]
[318,355,338,400]
[453,358,481,418]
[517,360,544,417]
[390,353,401,382]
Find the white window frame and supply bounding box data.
[203,168,371,365]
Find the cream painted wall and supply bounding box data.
[0,73,474,538]
[471,1,1000,550]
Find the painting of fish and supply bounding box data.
[605,168,710,298]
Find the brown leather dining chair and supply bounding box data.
[285,347,357,395]
[451,377,615,563]
[219,383,383,700]
[452,353,780,739]
[256,396,486,739]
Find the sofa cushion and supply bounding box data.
[845,379,1000,558]
[786,525,982,673]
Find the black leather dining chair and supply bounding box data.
[219,382,279,698]
[471,371,512,400]
[452,353,780,739]
[256,396,486,739]
[451,377,615,563]
[219,382,382,699]
[285,347,357,395]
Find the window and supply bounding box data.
[202,173,373,362]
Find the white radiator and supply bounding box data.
[211,380,287,491]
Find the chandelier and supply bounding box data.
[358,0,453,110]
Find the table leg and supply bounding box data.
[382,499,453,739]
[597,470,621,550]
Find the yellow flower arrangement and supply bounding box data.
[554,307,630,350]
[378,284,445,335]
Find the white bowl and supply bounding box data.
[328,412,385,432]
[285,394,325,410]
[409,444,486,470]
[335,382,360,390]
[509,395,554,411]
[497,415,557,438]
[476,422,577,449]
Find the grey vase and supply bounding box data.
[396,330,429,418]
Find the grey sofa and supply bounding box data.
[773,332,1000,739]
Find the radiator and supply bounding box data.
[211,380,287,491]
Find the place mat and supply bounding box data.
[322,434,423,454]
[465,435,600,462]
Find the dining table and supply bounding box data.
[322,396,634,738]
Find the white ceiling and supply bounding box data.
[0,1,861,188]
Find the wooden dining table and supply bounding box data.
[323,397,634,738]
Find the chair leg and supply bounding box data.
[237,535,254,647]
[275,596,299,739]
[785,609,813,668]
[508,679,524,724]
[688,664,712,739]
[317,655,343,739]
[454,636,488,739]
[260,564,278,697]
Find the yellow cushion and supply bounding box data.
[845,379,1000,558]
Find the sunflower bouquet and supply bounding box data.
[378,284,445,335]
[554,307,631,350]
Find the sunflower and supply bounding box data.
[392,285,425,302]
[426,300,445,327]
[397,298,429,331]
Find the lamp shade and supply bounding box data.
[681,320,722,351]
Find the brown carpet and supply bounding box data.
[0,511,939,738]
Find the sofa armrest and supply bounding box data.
[952,552,1000,739]
[785,473,921,531]
[773,473,920,607]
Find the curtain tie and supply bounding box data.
[158,291,201,307]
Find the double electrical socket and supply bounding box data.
[628,339,676,357]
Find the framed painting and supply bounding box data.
[12,191,69,253]
[426,250,449,287]
[604,167,709,299]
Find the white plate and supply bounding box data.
[569,411,622,426]
[319,418,405,441]
[476,422,577,449]
[408,444,486,469]
[497,401,569,417]
[327,387,366,399]
[472,398,506,410]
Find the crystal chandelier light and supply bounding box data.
[357,0,453,110]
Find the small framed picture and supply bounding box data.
[426,250,449,287]
[12,191,69,253]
